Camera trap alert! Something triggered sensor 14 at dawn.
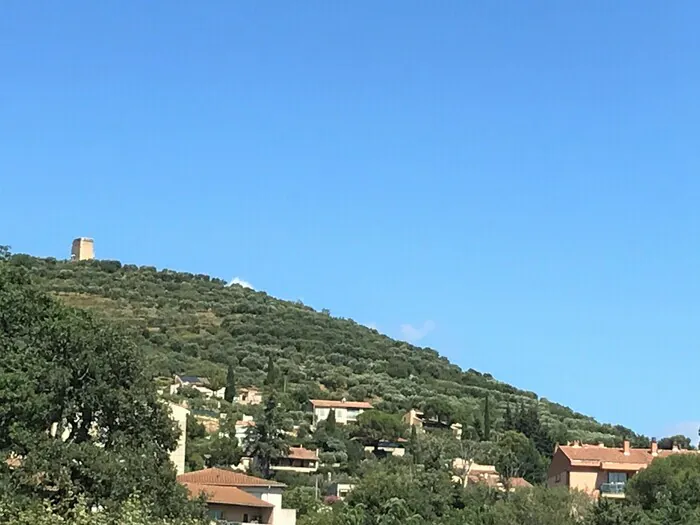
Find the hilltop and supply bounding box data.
[10,253,638,445]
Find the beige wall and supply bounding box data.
[71,238,94,261]
[207,503,272,524]
[569,468,606,495]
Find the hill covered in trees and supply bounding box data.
[10,253,640,446]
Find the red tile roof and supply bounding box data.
[310,399,373,409]
[558,444,697,469]
[183,483,274,508]
[286,447,318,460]
[177,468,285,487]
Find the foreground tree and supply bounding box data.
[0,257,200,519]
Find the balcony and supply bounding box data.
[600,481,626,498]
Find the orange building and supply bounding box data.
[548,439,695,498]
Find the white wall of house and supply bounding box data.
[314,407,366,425]
[242,487,296,525]
[168,403,189,475]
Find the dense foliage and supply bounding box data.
[4,251,700,525]
[12,254,640,448]
[0,249,203,520]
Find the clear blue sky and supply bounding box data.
[2,1,699,440]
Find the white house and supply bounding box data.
[170,375,225,399]
[310,399,373,426]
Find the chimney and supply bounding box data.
[572,440,581,448]
[598,442,606,448]
[623,439,630,455]
[651,438,658,456]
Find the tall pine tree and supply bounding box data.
[224,363,236,403]
[483,395,491,441]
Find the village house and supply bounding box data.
[548,439,695,498]
[178,467,296,525]
[234,415,256,442]
[403,408,463,439]
[329,482,355,500]
[271,447,319,474]
[310,398,373,426]
[236,387,263,405]
[451,460,532,491]
[170,375,225,399]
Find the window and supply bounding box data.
[208,509,223,519]
[608,472,627,483]
[555,473,562,483]
[243,513,249,522]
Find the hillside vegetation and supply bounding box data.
[11,254,637,445]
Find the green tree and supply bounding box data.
[482,395,491,441]
[264,354,279,387]
[657,435,692,450]
[0,259,198,519]
[245,395,288,478]
[495,431,546,487]
[224,363,236,403]
[326,408,337,435]
[503,403,514,430]
[352,411,406,445]
[627,453,700,511]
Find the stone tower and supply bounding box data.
[71,237,94,261]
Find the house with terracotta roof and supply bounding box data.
[548,439,696,498]
[310,398,373,426]
[178,467,296,524]
[271,447,319,474]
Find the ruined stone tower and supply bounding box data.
[71,237,94,261]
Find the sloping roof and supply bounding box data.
[286,447,318,460]
[310,399,373,409]
[558,445,696,468]
[183,483,274,508]
[509,477,533,488]
[177,468,285,487]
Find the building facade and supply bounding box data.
[548,439,694,498]
[310,399,373,426]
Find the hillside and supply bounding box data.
[10,254,638,445]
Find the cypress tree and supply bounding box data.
[224,363,236,403]
[264,354,278,387]
[503,403,514,431]
[483,395,491,441]
[326,408,337,434]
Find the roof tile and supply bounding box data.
[177,467,285,487]
[183,483,274,507]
